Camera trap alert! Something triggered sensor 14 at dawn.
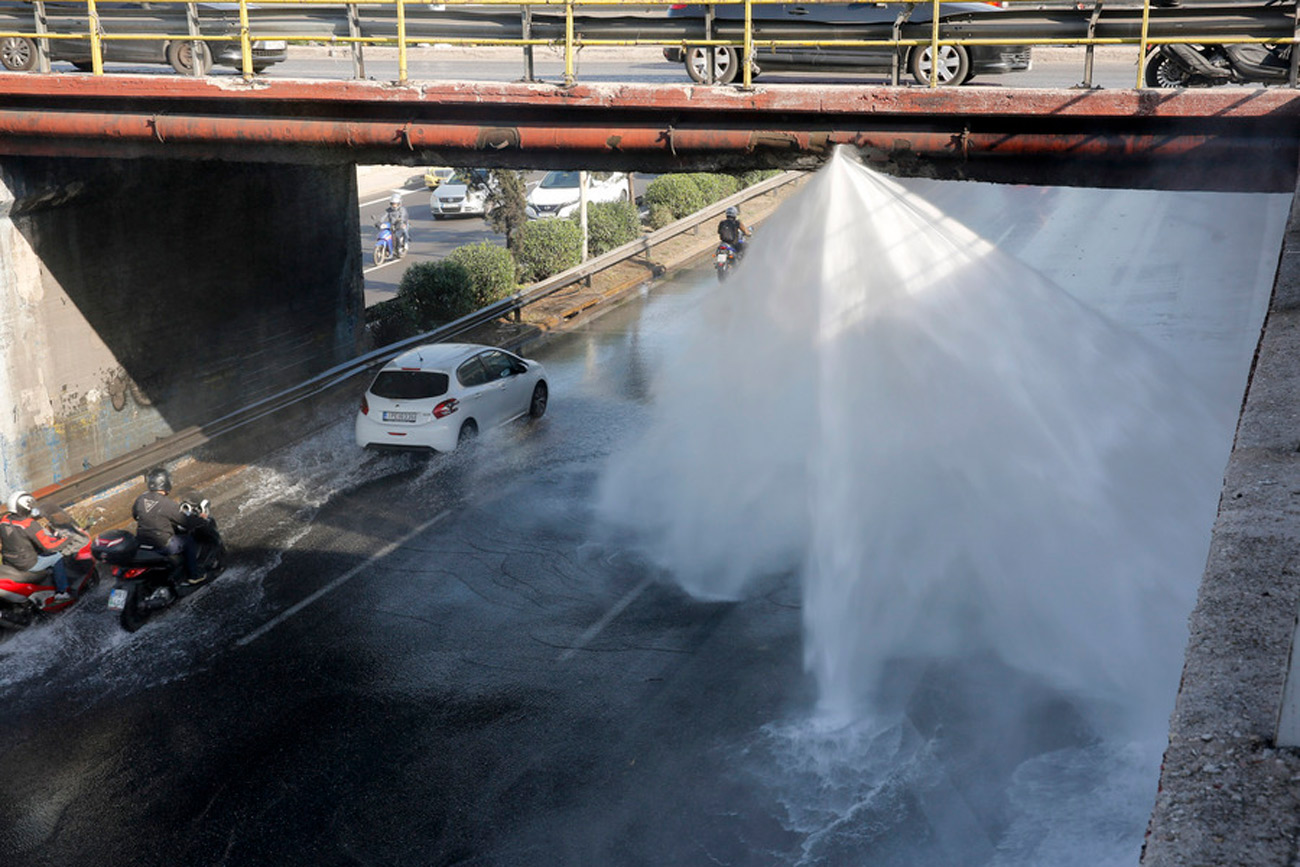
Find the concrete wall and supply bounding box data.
[0,157,364,491]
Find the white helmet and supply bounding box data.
[389,193,402,205]
[6,490,38,518]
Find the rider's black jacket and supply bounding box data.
[132,491,201,548]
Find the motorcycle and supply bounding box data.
[0,529,100,634]
[372,217,409,266]
[1144,42,1294,88]
[94,499,226,632]
[715,241,739,282]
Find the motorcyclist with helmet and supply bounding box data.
[0,491,72,600]
[717,205,752,258]
[383,192,411,254]
[132,468,205,584]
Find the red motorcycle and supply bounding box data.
[0,530,100,634]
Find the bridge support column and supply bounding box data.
[0,157,364,492]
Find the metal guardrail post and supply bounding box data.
[186,2,202,79]
[1291,0,1300,87]
[347,2,364,80]
[705,4,715,85]
[238,0,252,80]
[929,0,940,87]
[86,0,102,75]
[1137,0,1153,88]
[522,5,534,82]
[890,7,906,87]
[32,0,49,74]
[741,0,752,88]
[564,0,575,87]
[1081,0,1102,88]
[396,0,408,84]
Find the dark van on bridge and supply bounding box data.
[664,1,1031,86]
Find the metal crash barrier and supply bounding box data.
[0,0,1297,88]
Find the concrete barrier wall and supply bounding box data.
[0,157,365,492]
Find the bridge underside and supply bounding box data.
[1,76,1298,191]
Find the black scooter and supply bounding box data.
[93,499,225,632]
[1145,42,1294,88]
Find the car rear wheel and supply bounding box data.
[0,36,37,72]
[529,382,548,419]
[685,46,739,84]
[909,43,971,86]
[167,40,213,76]
[457,420,478,448]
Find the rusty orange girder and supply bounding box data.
[0,75,1297,190]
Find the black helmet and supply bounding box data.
[146,467,172,493]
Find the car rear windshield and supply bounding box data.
[369,370,449,400]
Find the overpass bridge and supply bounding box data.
[3,11,1300,862]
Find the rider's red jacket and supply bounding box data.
[0,513,62,571]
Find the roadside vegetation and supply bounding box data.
[366,169,782,343]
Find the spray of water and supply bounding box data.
[597,149,1227,732]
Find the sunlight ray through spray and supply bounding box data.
[598,148,1227,734]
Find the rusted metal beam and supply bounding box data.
[0,77,1296,190]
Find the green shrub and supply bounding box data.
[365,297,418,347]
[643,174,708,222]
[447,241,516,307]
[516,219,582,283]
[740,169,782,188]
[691,172,740,204]
[580,200,642,256]
[647,203,676,231]
[397,259,476,330]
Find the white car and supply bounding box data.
[525,171,630,220]
[430,169,492,219]
[355,343,548,452]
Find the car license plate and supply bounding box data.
[107,588,127,611]
[383,411,417,423]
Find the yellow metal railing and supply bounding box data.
[0,0,1296,88]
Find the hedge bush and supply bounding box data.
[397,242,515,329]
[740,169,782,188]
[647,203,676,231]
[642,174,708,223]
[365,297,417,347]
[690,172,740,203]
[581,200,642,256]
[516,219,582,283]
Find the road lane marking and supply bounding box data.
[559,576,653,662]
[236,509,451,647]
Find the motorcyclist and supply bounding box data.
[132,468,205,584]
[717,205,752,258]
[0,491,72,600]
[383,193,410,253]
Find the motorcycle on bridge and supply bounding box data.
[1145,42,1294,88]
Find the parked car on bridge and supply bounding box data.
[0,3,288,74]
[430,168,493,219]
[525,171,630,220]
[355,343,549,453]
[663,2,1031,86]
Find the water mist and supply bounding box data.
[598,150,1229,734]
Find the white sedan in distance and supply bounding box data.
[430,168,492,219]
[355,343,549,452]
[525,171,630,220]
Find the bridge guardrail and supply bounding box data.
[0,1,1297,88]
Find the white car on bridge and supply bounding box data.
[355,343,548,453]
[525,171,630,220]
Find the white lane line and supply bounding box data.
[236,509,451,647]
[559,576,654,662]
[360,188,417,210]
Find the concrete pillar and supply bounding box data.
[0,156,364,492]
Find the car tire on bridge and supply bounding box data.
[909,43,971,86]
[167,40,213,76]
[685,46,742,85]
[0,36,37,72]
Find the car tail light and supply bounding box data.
[360,394,369,415]
[433,398,459,419]
[670,3,686,8]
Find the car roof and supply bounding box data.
[384,343,491,372]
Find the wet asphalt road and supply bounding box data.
[0,267,812,867]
